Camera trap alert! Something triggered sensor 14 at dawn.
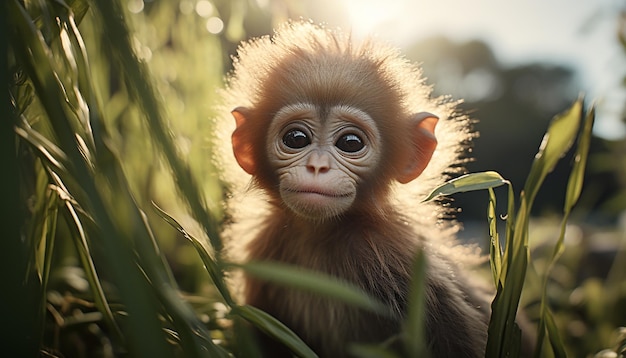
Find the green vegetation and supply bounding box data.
[424,100,599,357]
[4,0,625,357]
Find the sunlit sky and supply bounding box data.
[339,0,625,139]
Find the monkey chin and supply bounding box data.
[280,188,355,220]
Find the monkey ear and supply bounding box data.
[397,112,439,184]
[231,107,257,175]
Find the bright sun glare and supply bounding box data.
[341,0,403,38]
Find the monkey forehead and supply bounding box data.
[271,103,317,124]
[262,54,402,116]
[226,22,434,120]
[271,103,376,126]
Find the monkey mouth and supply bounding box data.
[280,186,356,219]
[280,182,356,220]
[284,187,352,198]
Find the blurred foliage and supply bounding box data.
[3,0,626,357]
[407,36,626,224]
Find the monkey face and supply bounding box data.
[228,24,441,222]
[266,103,382,220]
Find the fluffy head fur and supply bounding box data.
[216,21,474,222]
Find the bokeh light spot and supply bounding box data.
[206,17,224,34]
[195,0,214,18]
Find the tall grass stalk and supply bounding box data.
[9,0,222,356]
[425,98,593,357]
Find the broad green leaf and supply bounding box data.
[422,171,508,202]
[233,261,388,315]
[234,304,318,358]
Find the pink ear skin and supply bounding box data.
[231,107,257,175]
[397,112,439,184]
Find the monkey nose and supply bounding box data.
[306,152,331,175]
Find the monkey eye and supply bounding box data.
[282,129,310,149]
[335,133,364,153]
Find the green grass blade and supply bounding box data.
[504,180,516,257]
[487,187,502,287]
[233,261,388,315]
[423,171,508,202]
[486,194,529,358]
[59,187,124,343]
[522,99,583,204]
[15,118,70,174]
[403,250,429,358]
[564,105,594,212]
[9,1,84,179]
[234,304,319,358]
[39,189,59,302]
[545,307,567,358]
[152,203,235,306]
[230,316,264,358]
[535,105,594,356]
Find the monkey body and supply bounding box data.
[219,21,493,357]
[244,206,490,357]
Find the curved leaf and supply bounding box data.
[422,171,507,202]
[232,261,388,315]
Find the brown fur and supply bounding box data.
[217,21,492,357]
[244,209,491,357]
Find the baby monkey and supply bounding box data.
[221,21,492,357]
